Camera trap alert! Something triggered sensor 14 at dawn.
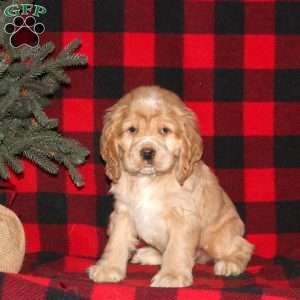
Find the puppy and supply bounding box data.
[88,86,254,287]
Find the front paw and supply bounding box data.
[88,263,125,283]
[151,271,192,288]
[214,260,243,276]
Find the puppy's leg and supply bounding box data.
[88,211,137,283]
[195,248,212,264]
[201,218,254,277]
[151,212,199,288]
[131,247,162,265]
[213,236,254,276]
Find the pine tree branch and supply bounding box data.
[58,39,81,59]
[30,98,58,129]
[23,148,59,175]
[62,157,84,188]
[0,61,9,78]
[0,87,20,119]
[0,120,89,186]
[0,11,89,186]
[32,42,55,64]
[0,156,9,179]
[0,146,23,174]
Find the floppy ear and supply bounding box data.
[100,103,127,183]
[176,109,203,185]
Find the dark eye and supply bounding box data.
[160,127,171,135]
[128,126,137,134]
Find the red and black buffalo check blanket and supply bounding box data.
[0,1,299,299]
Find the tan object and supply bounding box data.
[0,204,25,273]
[88,86,254,288]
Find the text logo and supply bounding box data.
[3,4,47,48]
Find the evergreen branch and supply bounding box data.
[23,80,52,97]
[31,143,64,163]
[48,68,71,84]
[28,130,89,162]
[8,62,31,77]
[30,98,58,128]
[19,46,39,61]
[63,157,84,188]
[2,122,89,186]
[58,55,88,67]
[0,79,9,95]
[0,87,19,119]
[32,42,55,64]
[40,75,60,95]
[6,138,31,155]
[0,156,9,180]
[11,96,32,119]
[0,22,89,186]
[58,39,81,59]
[0,61,8,78]
[1,147,23,174]
[23,148,59,175]
[28,65,46,79]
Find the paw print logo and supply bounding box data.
[4,16,45,48]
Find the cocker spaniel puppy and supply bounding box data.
[88,86,254,287]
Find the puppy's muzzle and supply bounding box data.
[140,147,156,162]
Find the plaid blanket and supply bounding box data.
[0,0,299,299]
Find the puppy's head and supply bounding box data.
[100,86,203,184]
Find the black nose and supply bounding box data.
[140,148,155,161]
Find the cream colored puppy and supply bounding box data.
[88,86,254,287]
